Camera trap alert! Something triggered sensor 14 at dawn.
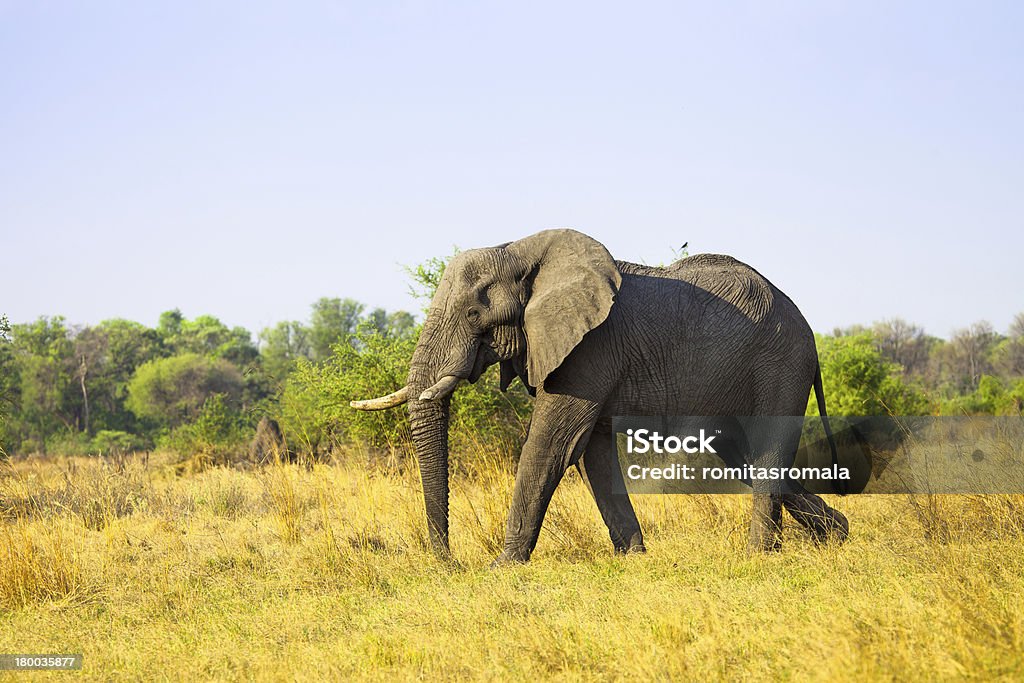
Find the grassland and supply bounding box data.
[2,451,1023,681]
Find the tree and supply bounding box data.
[384,311,416,339]
[157,309,184,340]
[941,375,1024,416]
[0,315,13,454]
[992,337,1024,380]
[403,250,456,310]
[310,297,365,361]
[68,319,165,436]
[9,317,76,447]
[157,310,258,366]
[126,353,244,428]
[94,319,164,431]
[992,313,1024,380]
[70,325,108,434]
[258,321,313,383]
[809,333,929,416]
[872,318,934,376]
[1010,312,1024,340]
[363,308,417,339]
[945,322,1000,392]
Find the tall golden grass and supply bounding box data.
[1,450,1023,680]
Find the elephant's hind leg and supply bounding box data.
[746,414,800,553]
[748,491,783,552]
[783,493,849,544]
[576,424,645,554]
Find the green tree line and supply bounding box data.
[0,297,418,459]
[2,262,1022,462]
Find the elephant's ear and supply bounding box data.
[506,229,621,388]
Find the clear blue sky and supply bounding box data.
[2,1,1021,339]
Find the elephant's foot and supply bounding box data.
[614,531,647,555]
[783,493,849,545]
[489,548,530,568]
[748,494,783,553]
[747,526,782,553]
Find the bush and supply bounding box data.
[126,353,244,428]
[810,333,930,416]
[280,329,416,458]
[162,394,246,465]
[447,366,531,462]
[44,431,92,457]
[278,325,532,463]
[90,430,148,456]
[940,375,1024,416]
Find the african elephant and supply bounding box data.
[352,229,848,564]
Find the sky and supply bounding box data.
[1,1,1022,340]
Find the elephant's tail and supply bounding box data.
[813,364,846,495]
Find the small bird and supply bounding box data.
[680,242,688,250]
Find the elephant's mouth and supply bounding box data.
[419,340,500,402]
[468,343,499,383]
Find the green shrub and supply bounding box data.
[162,394,246,462]
[810,333,931,416]
[126,353,244,428]
[940,375,1024,416]
[90,430,148,456]
[447,366,531,461]
[44,431,92,457]
[279,329,416,457]
[278,325,532,463]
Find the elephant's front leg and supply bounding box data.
[577,423,645,554]
[493,394,601,566]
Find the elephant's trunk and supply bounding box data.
[406,314,456,557]
[408,393,451,556]
[351,278,463,557]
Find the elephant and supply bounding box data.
[351,229,849,564]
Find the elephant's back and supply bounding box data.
[617,255,788,325]
[672,254,778,323]
[610,256,818,416]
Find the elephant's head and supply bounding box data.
[351,229,621,555]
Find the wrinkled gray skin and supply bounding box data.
[353,229,848,565]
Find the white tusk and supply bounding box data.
[350,386,410,411]
[419,375,461,401]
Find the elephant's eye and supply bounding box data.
[466,307,482,325]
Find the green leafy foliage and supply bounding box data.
[403,248,457,310]
[446,367,532,464]
[162,394,245,462]
[277,320,531,464]
[309,298,367,361]
[809,333,930,416]
[279,328,417,457]
[940,375,1024,416]
[0,314,13,456]
[90,430,149,455]
[3,256,1023,460]
[126,353,244,428]
[258,321,313,384]
[8,317,76,451]
[157,310,258,367]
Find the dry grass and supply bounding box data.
[0,518,84,610]
[1,451,1023,680]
